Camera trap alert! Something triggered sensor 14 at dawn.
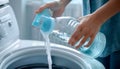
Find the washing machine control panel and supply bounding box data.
[0,14,12,40]
[0,5,19,51]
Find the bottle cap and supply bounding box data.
[32,9,51,27]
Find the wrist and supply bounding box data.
[90,13,104,26]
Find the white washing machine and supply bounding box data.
[0,0,105,69]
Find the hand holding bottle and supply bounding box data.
[35,0,71,17]
[68,14,103,49]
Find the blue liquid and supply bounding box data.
[32,9,54,69]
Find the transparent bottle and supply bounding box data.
[32,9,106,58]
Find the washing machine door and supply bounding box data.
[0,40,105,69]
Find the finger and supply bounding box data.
[68,27,81,45]
[53,11,61,18]
[68,28,83,46]
[52,8,64,17]
[76,35,89,49]
[85,35,96,47]
[36,1,58,13]
[35,3,51,13]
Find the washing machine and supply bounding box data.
[0,0,105,69]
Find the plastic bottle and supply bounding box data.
[32,9,106,58]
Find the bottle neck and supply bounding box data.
[54,16,79,35]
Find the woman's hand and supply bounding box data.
[36,0,71,17]
[68,0,120,49]
[68,14,102,49]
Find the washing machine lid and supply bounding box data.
[0,0,9,5]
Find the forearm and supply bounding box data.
[91,0,120,25]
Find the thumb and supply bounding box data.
[35,3,50,13]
